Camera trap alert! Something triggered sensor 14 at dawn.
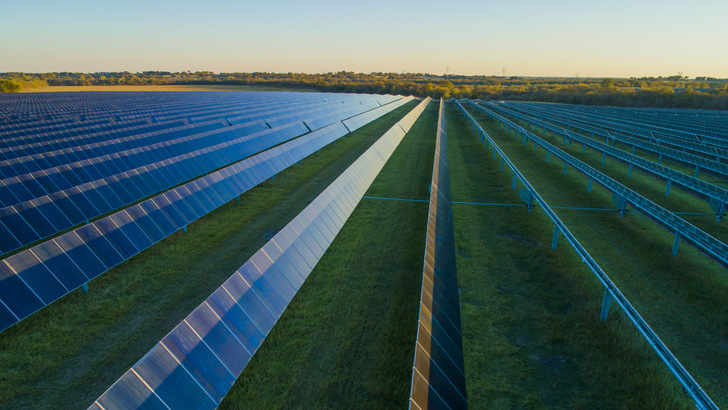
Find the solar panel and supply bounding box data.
[409,99,467,410]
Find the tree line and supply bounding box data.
[2,71,727,110]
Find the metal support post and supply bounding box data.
[657,153,662,164]
[533,143,537,152]
[601,152,606,164]
[631,145,636,154]
[82,283,89,293]
[672,232,681,256]
[600,291,612,322]
[546,151,550,163]
[563,162,568,175]
[694,166,700,178]
[501,158,505,172]
[512,174,517,190]
[183,225,188,233]
[628,164,634,178]
[551,226,559,249]
[236,196,241,202]
[665,180,672,196]
[582,143,586,154]
[717,203,725,222]
[588,178,593,193]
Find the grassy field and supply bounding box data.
[462,102,728,407]
[23,84,311,93]
[219,102,438,408]
[0,101,418,409]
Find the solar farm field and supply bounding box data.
[0,92,726,409]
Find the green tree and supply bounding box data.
[0,79,22,93]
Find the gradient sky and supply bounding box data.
[2,0,727,78]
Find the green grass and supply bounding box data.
[218,102,438,409]
[461,103,728,407]
[0,101,418,409]
[449,101,692,408]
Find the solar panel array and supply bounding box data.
[0,92,406,255]
[409,99,467,409]
[91,97,432,410]
[493,101,728,179]
[465,100,728,269]
[480,101,728,218]
[0,92,415,333]
[499,101,728,161]
[454,98,718,409]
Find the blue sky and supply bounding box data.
[2,0,727,78]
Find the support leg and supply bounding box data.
[673,232,681,256]
[600,291,612,322]
[82,283,89,293]
[551,226,559,249]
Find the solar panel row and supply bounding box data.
[91,97,431,410]
[0,95,415,333]
[410,99,467,410]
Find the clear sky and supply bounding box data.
[2,0,727,78]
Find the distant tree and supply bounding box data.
[0,79,21,93]
[601,78,615,88]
